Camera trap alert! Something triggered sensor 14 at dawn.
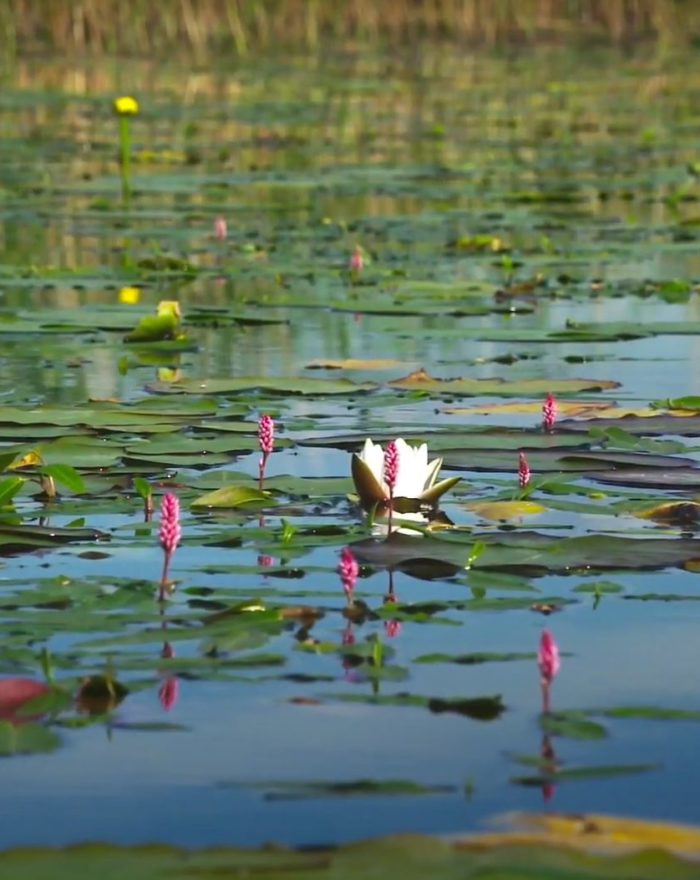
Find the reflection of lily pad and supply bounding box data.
[238,778,456,800]
[350,531,700,575]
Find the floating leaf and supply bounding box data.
[389,369,619,397]
[588,706,700,722]
[634,501,700,525]
[415,652,533,665]
[541,711,608,740]
[512,763,659,786]
[324,691,505,720]
[305,358,404,370]
[148,377,376,396]
[191,485,271,509]
[241,778,455,800]
[467,500,546,520]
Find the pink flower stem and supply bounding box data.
[541,678,551,714]
[258,451,269,490]
[383,440,399,537]
[159,551,172,601]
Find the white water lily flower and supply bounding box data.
[351,438,460,509]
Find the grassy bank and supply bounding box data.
[0,0,695,57]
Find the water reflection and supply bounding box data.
[158,641,179,714]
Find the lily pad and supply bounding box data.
[388,369,619,397]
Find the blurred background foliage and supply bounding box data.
[0,0,696,58]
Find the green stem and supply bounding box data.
[119,115,132,204]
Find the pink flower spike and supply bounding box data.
[542,393,558,432]
[258,414,274,455]
[350,245,364,272]
[339,546,359,601]
[383,440,399,534]
[159,493,181,556]
[383,440,399,494]
[158,493,181,596]
[214,216,227,241]
[518,451,531,489]
[257,414,275,489]
[538,629,560,684]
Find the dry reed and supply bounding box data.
[0,0,694,58]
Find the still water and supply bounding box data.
[0,45,699,850]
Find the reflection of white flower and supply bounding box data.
[351,438,460,508]
[371,510,428,537]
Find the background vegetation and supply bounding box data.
[0,0,696,57]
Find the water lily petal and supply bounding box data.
[351,453,388,505]
[393,438,426,498]
[420,475,462,505]
[360,438,385,485]
[423,456,443,491]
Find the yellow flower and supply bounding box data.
[119,286,141,305]
[157,367,182,383]
[114,96,139,116]
[157,300,181,321]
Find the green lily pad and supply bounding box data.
[148,377,377,396]
[191,485,271,509]
[387,370,619,397]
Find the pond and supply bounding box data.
[2,43,700,874]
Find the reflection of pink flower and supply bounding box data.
[542,393,557,432]
[518,451,530,489]
[159,677,179,712]
[538,630,560,684]
[215,216,227,241]
[342,623,355,648]
[339,546,359,601]
[341,623,359,680]
[540,733,557,803]
[384,619,402,639]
